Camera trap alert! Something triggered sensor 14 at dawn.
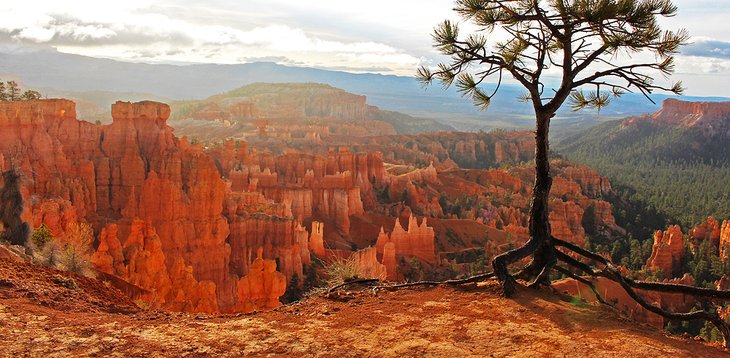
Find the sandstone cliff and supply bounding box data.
[621,99,730,138]
[0,99,302,313]
[208,142,384,238]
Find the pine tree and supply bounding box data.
[420,0,687,296]
[419,1,730,347]
[6,81,20,101]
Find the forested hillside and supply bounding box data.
[558,106,730,229]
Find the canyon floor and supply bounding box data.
[0,259,726,357]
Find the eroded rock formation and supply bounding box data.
[234,248,287,312]
[375,215,436,278]
[689,216,721,250]
[207,142,387,243]
[352,246,388,280]
[0,99,301,313]
[721,221,730,259]
[646,225,685,277]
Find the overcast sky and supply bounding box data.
[1,0,729,96]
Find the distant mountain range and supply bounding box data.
[1,46,728,132]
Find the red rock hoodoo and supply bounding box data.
[689,216,721,249]
[235,248,287,312]
[375,215,436,279]
[646,225,685,277]
[0,99,305,313]
[720,221,730,259]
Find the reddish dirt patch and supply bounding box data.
[0,262,726,357]
[0,259,138,314]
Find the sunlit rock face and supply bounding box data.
[0,99,304,313]
[208,143,384,237]
[645,225,685,277]
[689,216,721,250]
[721,221,730,259]
[622,99,730,138]
[374,215,436,280]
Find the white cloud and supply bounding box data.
[0,0,729,94]
[0,1,425,74]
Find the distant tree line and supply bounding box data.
[0,80,42,101]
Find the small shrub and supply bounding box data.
[58,222,95,278]
[30,224,54,248]
[323,255,360,287]
[28,222,96,278]
[30,238,62,268]
[569,295,588,308]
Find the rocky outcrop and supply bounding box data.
[375,215,436,277]
[234,248,287,313]
[0,99,300,313]
[622,99,730,138]
[89,219,219,313]
[548,199,586,247]
[387,163,444,217]
[721,221,730,259]
[309,221,326,257]
[646,225,685,277]
[558,164,613,197]
[689,216,721,249]
[352,246,388,280]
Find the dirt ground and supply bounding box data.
[0,258,727,357]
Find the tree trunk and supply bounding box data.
[492,111,554,295]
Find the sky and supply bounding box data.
[0,0,729,96]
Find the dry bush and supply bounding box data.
[28,221,96,278]
[58,222,95,278]
[32,239,62,268]
[323,255,360,287]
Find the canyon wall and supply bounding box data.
[621,98,730,138]
[722,221,730,259]
[208,142,385,237]
[0,99,310,313]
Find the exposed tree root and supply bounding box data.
[324,272,497,296]
[549,236,730,348]
[553,265,608,306]
[324,232,730,348]
[373,272,496,291]
[326,278,380,294]
[486,233,730,347]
